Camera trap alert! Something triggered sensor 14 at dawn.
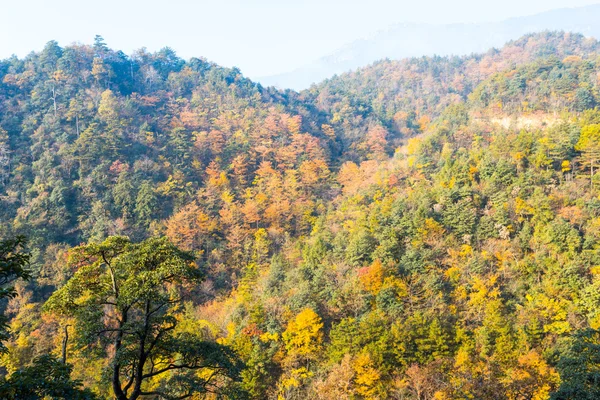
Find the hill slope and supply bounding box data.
[2,32,600,399]
[299,32,599,157]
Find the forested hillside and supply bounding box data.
[1,32,600,399]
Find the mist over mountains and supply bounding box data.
[260,4,600,90]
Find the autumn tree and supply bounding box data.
[352,352,384,399]
[0,238,91,398]
[282,308,324,362]
[576,124,600,187]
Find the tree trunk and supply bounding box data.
[591,157,594,189]
[61,325,69,364]
[112,312,128,400]
[129,300,151,400]
[52,86,57,117]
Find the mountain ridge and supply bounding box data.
[260,3,600,90]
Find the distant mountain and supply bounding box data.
[299,31,599,154]
[259,4,600,90]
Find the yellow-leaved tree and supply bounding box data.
[576,124,600,187]
[283,308,324,361]
[353,352,383,399]
[279,308,324,399]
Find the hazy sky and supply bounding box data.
[2,0,600,78]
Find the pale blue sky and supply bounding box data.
[2,0,600,78]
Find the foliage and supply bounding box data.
[3,31,600,399]
[44,236,244,399]
[0,355,96,399]
[0,236,30,352]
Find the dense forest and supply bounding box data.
[1,31,600,399]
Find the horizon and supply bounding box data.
[2,0,600,83]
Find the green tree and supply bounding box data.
[574,86,596,112]
[112,170,136,221]
[552,329,600,400]
[0,355,96,400]
[44,236,243,400]
[0,236,30,352]
[328,317,361,362]
[134,181,158,229]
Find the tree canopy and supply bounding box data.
[3,31,600,399]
